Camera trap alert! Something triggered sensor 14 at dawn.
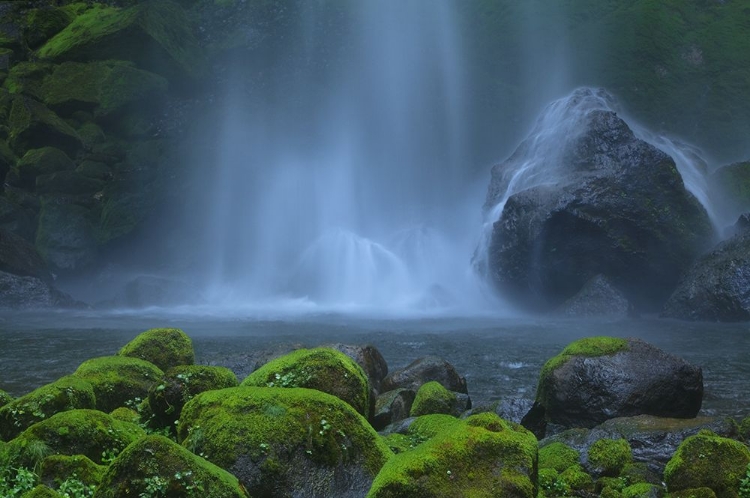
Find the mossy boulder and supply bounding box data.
[4,62,53,100]
[96,435,248,498]
[669,488,718,498]
[524,337,703,437]
[24,7,76,50]
[148,365,237,426]
[37,2,203,81]
[373,388,415,430]
[13,147,74,189]
[0,389,13,407]
[588,438,633,477]
[539,441,580,473]
[410,381,469,417]
[35,170,103,196]
[40,60,167,117]
[621,482,661,498]
[73,356,163,412]
[178,386,392,497]
[0,376,95,441]
[35,199,97,273]
[117,327,194,372]
[382,355,468,394]
[368,412,538,498]
[8,95,81,156]
[241,347,370,417]
[663,430,750,498]
[20,486,60,497]
[560,464,594,493]
[40,454,105,489]
[4,409,145,469]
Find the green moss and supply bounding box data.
[560,464,594,492]
[13,147,75,189]
[74,356,163,413]
[108,407,140,424]
[241,347,370,417]
[0,376,95,441]
[669,488,718,498]
[664,430,750,498]
[621,482,660,498]
[117,327,194,372]
[382,433,412,454]
[367,412,538,498]
[24,8,75,49]
[599,476,629,493]
[589,438,633,477]
[410,380,458,417]
[0,389,13,407]
[178,386,391,496]
[540,337,629,384]
[740,416,750,441]
[40,454,105,488]
[8,95,81,156]
[96,435,248,497]
[20,485,60,497]
[5,409,144,469]
[539,467,569,497]
[148,365,238,426]
[539,442,580,473]
[3,62,53,99]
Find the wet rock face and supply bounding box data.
[483,92,713,312]
[381,355,467,394]
[662,222,750,322]
[525,338,703,436]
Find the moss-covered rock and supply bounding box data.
[73,356,163,412]
[20,486,60,498]
[3,62,53,100]
[40,454,105,489]
[4,409,145,469]
[0,376,95,441]
[148,365,237,426]
[368,412,538,498]
[241,347,370,417]
[37,2,203,81]
[410,380,465,417]
[178,386,391,497]
[539,441,580,473]
[95,435,248,498]
[108,407,140,424]
[560,464,594,493]
[669,488,718,498]
[740,416,750,442]
[117,327,194,372]
[588,438,633,477]
[13,147,75,189]
[8,95,81,156]
[35,170,103,195]
[76,124,106,150]
[373,388,415,430]
[35,199,97,273]
[621,482,661,498]
[539,467,569,497]
[40,60,167,117]
[663,430,750,498]
[24,8,75,50]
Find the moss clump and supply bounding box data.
[669,488,718,498]
[539,467,569,497]
[40,454,105,489]
[241,347,370,417]
[3,62,53,100]
[0,376,95,441]
[19,485,59,497]
[117,328,194,372]
[739,416,750,441]
[621,482,661,497]
[367,412,538,498]
[96,435,248,498]
[74,356,163,412]
[560,464,594,493]
[408,413,461,441]
[539,441,580,473]
[148,365,238,426]
[410,381,459,417]
[108,407,140,424]
[24,8,75,49]
[588,438,633,477]
[178,386,391,497]
[664,430,750,498]
[5,409,144,469]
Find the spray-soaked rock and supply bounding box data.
[523,337,703,438]
[481,88,713,312]
[381,355,468,394]
[662,219,750,322]
[556,274,633,318]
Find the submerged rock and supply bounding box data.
[482,88,713,312]
[523,337,702,437]
[662,222,750,322]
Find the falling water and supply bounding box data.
[194,1,491,313]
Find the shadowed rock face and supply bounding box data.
[663,217,750,322]
[484,91,714,312]
[523,338,703,438]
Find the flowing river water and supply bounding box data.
[1,311,748,421]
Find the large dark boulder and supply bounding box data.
[556,273,634,318]
[523,337,703,438]
[0,270,79,309]
[662,217,750,322]
[35,199,97,273]
[481,88,713,312]
[381,355,468,394]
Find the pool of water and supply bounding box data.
[1,310,748,420]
